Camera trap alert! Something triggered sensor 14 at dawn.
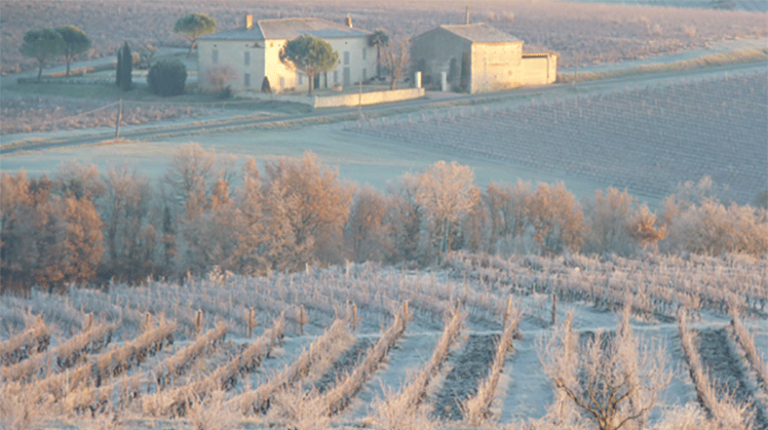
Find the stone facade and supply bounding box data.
[411,23,557,93]
[197,17,377,94]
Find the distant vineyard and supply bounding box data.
[2,0,767,75]
[0,95,210,135]
[560,0,768,12]
[1,252,766,429]
[347,71,768,204]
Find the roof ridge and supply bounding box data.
[442,22,487,27]
[258,17,321,23]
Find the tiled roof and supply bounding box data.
[260,18,371,39]
[199,18,370,41]
[198,27,265,41]
[440,23,520,43]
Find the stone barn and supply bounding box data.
[410,23,557,93]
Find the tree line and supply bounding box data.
[1,145,765,294]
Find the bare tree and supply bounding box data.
[264,151,354,267]
[386,173,422,262]
[163,143,216,217]
[415,161,477,258]
[345,185,392,263]
[381,38,409,90]
[100,167,155,282]
[626,203,667,249]
[539,308,671,430]
[525,182,586,254]
[484,180,531,249]
[583,187,637,255]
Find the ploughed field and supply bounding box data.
[348,70,768,205]
[2,252,767,429]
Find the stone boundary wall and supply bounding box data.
[240,87,426,108]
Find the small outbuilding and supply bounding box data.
[410,23,557,93]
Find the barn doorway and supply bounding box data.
[448,57,459,84]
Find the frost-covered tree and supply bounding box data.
[583,187,636,255]
[345,186,391,262]
[264,152,354,266]
[416,161,476,258]
[100,168,156,281]
[525,182,586,254]
[484,180,531,249]
[540,309,671,430]
[163,143,216,218]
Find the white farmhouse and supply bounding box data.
[197,15,377,94]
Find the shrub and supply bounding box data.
[147,59,187,97]
[217,85,234,100]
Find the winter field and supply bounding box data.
[347,69,768,205]
[1,252,767,430]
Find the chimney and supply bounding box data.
[344,14,353,28]
[245,14,253,30]
[465,5,470,25]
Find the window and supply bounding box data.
[343,51,350,66]
[280,76,285,90]
[244,73,251,87]
[362,48,367,60]
[244,51,250,66]
[212,49,219,65]
[363,68,367,81]
[298,72,303,85]
[333,70,338,83]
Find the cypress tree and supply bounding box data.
[116,47,122,87]
[121,42,132,91]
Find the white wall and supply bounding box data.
[198,40,265,92]
[199,35,376,94]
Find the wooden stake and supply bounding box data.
[298,305,307,335]
[552,294,558,325]
[195,309,203,337]
[247,308,256,338]
[403,300,410,325]
[352,303,358,332]
[503,296,513,328]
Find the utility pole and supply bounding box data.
[466,5,470,25]
[114,99,123,140]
